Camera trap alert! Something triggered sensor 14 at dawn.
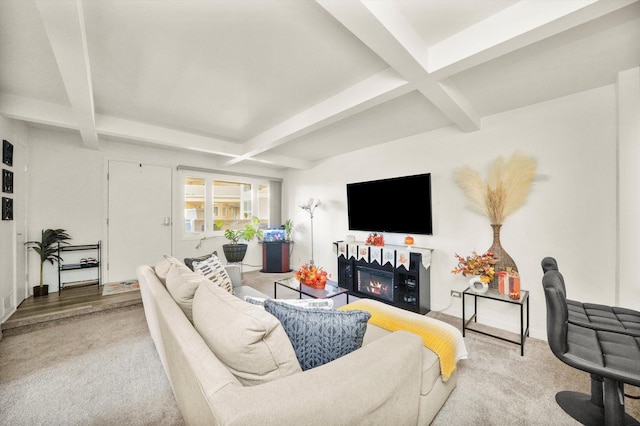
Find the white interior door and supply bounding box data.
[107,161,172,283]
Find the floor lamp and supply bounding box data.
[300,198,320,265]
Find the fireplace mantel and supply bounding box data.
[333,241,432,270]
[333,241,432,314]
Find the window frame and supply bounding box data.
[180,170,271,240]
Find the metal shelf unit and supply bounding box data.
[57,241,102,293]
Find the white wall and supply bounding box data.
[284,84,622,340]
[19,71,640,340]
[26,129,283,291]
[0,117,28,322]
[617,67,640,311]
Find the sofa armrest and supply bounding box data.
[210,330,424,425]
[224,264,242,288]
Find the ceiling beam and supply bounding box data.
[96,115,242,157]
[36,0,98,149]
[0,92,314,167]
[249,152,314,170]
[317,0,481,132]
[428,0,638,76]
[95,115,312,169]
[0,94,78,130]
[225,67,411,166]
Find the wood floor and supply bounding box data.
[1,284,142,337]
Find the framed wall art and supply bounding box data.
[2,169,13,193]
[2,197,12,221]
[2,140,13,166]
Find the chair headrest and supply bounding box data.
[541,257,558,273]
[541,257,567,300]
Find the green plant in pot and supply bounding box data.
[283,219,293,242]
[26,228,71,297]
[222,216,263,263]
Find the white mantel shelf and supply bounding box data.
[333,241,432,270]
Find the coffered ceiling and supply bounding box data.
[0,0,638,170]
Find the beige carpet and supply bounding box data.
[0,305,183,426]
[1,270,638,425]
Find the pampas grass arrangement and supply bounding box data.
[455,152,536,224]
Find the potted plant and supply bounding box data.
[26,228,71,297]
[222,216,263,263]
[283,219,293,242]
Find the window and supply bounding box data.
[184,177,205,232]
[183,173,272,235]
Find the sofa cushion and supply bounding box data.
[264,300,370,371]
[165,263,208,321]
[363,323,442,395]
[193,279,302,386]
[192,254,233,294]
[154,255,183,285]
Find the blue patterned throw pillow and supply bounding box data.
[264,300,371,371]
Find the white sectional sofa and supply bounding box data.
[136,255,466,425]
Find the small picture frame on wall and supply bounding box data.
[2,140,13,166]
[2,169,13,193]
[2,197,13,220]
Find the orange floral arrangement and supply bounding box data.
[451,250,498,283]
[294,263,328,289]
[365,232,384,246]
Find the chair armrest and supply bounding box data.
[210,331,425,425]
[224,264,242,288]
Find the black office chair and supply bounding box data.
[541,257,640,426]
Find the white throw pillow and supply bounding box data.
[192,254,233,294]
[165,263,208,321]
[193,279,302,386]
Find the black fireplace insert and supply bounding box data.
[356,265,394,303]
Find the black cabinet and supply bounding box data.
[261,241,292,273]
[393,253,430,314]
[57,241,101,293]
[335,243,431,314]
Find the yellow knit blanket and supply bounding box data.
[340,299,458,381]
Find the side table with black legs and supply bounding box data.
[462,287,530,356]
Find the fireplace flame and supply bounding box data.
[367,280,387,295]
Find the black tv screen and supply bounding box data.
[347,173,432,235]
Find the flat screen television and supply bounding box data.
[346,173,432,235]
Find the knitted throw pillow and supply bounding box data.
[264,300,370,371]
[192,254,233,293]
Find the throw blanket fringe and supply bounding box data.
[340,300,463,381]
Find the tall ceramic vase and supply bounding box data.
[488,224,517,289]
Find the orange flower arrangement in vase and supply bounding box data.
[365,232,384,246]
[451,250,498,284]
[294,263,328,289]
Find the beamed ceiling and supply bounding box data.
[0,0,638,170]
